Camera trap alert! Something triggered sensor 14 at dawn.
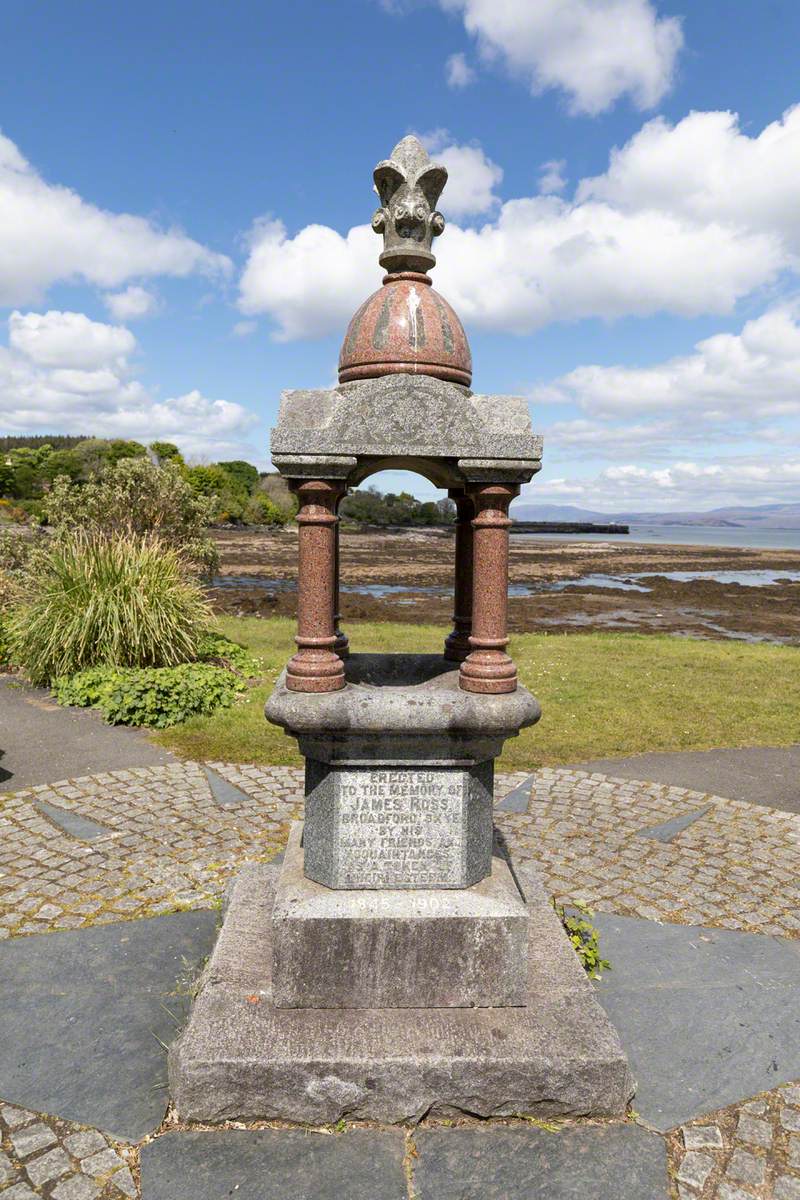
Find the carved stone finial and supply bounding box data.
[372,135,447,275]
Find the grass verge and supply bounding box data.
[152,616,800,771]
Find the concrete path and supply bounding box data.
[0,674,175,792]
[570,744,800,814]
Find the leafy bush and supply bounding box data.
[195,631,258,675]
[53,661,246,727]
[0,610,11,668]
[554,899,611,980]
[243,491,292,527]
[8,530,212,685]
[43,458,218,572]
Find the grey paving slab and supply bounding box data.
[569,745,800,814]
[0,910,218,1141]
[496,774,534,812]
[201,765,251,808]
[32,797,111,841]
[593,914,800,1130]
[414,1125,668,1199]
[140,1129,408,1200]
[635,803,712,842]
[0,675,175,792]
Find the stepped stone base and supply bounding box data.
[272,824,529,1008]
[169,844,635,1125]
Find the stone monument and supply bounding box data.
[170,136,634,1123]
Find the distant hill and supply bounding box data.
[511,501,800,529]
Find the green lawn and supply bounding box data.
[152,616,800,771]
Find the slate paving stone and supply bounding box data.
[140,1129,407,1200]
[495,775,534,812]
[635,804,712,842]
[0,910,218,1141]
[593,914,800,1129]
[32,799,111,843]
[201,766,252,808]
[413,1125,668,1199]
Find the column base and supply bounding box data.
[443,629,471,662]
[459,650,518,694]
[286,649,346,693]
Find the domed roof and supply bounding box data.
[338,272,472,387]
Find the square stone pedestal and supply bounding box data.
[273,825,528,1008]
[169,835,635,1125]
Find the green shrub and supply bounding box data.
[0,610,11,667]
[53,662,245,727]
[8,530,212,685]
[243,491,291,526]
[554,900,611,980]
[44,458,218,573]
[195,631,258,675]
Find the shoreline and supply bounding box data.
[209,529,800,646]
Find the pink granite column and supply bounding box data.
[459,482,519,694]
[443,489,474,662]
[286,479,346,692]
[333,492,349,659]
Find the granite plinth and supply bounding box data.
[169,860,635,1125]
[265,655,541,890]
[270,375,542,470]
[272,824,528,1008]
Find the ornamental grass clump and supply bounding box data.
[8,530,212,685]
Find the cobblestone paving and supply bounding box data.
[0,763,301,939]
[0,1102,137,1199]
[494,769,800,937]
[668,1082,800,1199]
[2,763,798,939]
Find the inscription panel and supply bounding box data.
[336,768,465,888]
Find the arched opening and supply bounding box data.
[333,468,460,662]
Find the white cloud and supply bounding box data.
[238,218,377,341]
[536,306,800,425]
[579,105,800,253]
[420,132,503,217]
[103,285,159,321]
[0,130,231,306]
[238,109,799,340]
[528,457,800,511]
[0,310,257,459]
[538,159,567,195]
[8,310,135,370]
[438,0,683,115]
[445,52,476,88]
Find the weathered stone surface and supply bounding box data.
[170,860,634,1124]
[304,760,494,889]
[272,824,528,1008]
[140,1129,408,1200]
[271,373,542,468]
[268,655,539,889]
[413,1125,669,1199]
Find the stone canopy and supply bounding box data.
[271,373,542,491]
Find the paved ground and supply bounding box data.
[1,759,798,1198]
[0,676,175,792]
[570,745,800,815]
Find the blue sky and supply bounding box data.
[1,0,799,512]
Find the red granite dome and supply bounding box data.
[338,272,472,388]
